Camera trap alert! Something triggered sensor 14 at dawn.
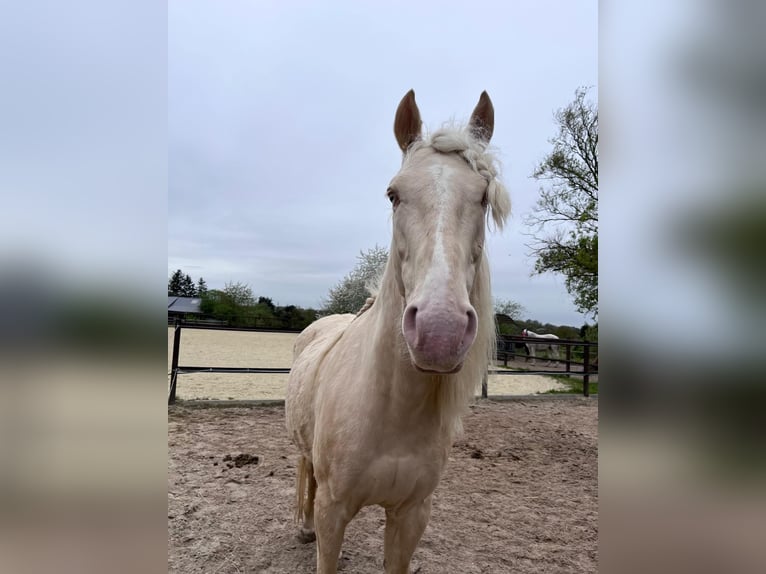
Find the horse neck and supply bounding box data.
[365,253,493,437]
[368,262,429,391]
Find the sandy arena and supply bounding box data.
[168,398,597,573]
[167,328,574,400]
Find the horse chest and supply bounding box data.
[317,432,448,509]
[365,451,445,506]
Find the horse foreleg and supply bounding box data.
[383,496,432,574]
[314,484,351,574]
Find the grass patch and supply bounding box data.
[544,374,599,395]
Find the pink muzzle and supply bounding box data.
[401,301,478,373]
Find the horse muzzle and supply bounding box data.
[401,301,478,373]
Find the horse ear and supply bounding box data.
[394,89,422,152]
[468,91,494,144]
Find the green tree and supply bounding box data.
[169,270,198,297]
[199,289,234,322]
[526,87,598,319]
[181,273,196,297]
[580,322,598,342]
[322,245,389,315]
[197,282,253,325]
[199,289,219,315]
[250,302,276,328]
[223,281,254,307]
[196,277,208,297]
[295,307,319,330]
[168,269,184,296]
[493,298,526,321]
[493,298,526,335]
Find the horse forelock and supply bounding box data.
[405,125,511,231]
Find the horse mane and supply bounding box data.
[355,296,376,316]
[405,124,511,231]
[355,268,385,316]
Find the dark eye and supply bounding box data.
[387,188,400,208]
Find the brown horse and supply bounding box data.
[285,90,510,573]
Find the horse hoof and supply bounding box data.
[297,528,316,543]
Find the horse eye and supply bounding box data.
[387,190,400,208]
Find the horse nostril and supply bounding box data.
[403,305,418,335]
[402,305,418,345]
[462,309,478,348]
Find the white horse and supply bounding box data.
[285,90,510,573]
[521,328,560,366]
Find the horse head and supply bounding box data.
[388,90,509,373]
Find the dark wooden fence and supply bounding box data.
[168,320,598,404]
[483,335,598,398]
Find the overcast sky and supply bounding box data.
[168,1,598,327]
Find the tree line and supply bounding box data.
[168,270,319,331]
[168,269,208,298]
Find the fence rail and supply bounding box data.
[168,320,598,404]
[177,367,292,374]
[167,317,303,333]
[494,336,596,368]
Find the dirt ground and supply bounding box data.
[168,398,598,573]
[167,328,573,400]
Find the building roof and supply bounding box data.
[168,296,202,314]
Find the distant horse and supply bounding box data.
[521,328,560,366]
[285,90,510,574]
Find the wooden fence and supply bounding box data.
[168,320,598,404]
[485,335,598,398]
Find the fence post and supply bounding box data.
[565,343,572,373]
[481,371,488,399]
[582,341,590,397]
[168,319,182,404]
